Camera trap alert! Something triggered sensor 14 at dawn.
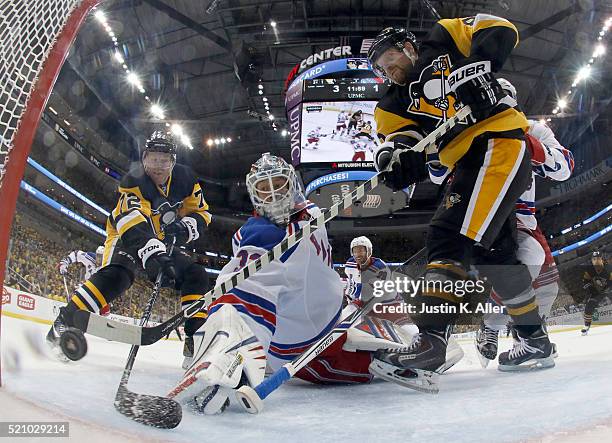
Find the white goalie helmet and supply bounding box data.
[497,78,517,100]
[246,153,305,225]
[350,236,372,259]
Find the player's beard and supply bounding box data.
[145,165,172,186]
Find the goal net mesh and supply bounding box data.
[0,0,84,186]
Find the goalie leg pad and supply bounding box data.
[167,304,266,414]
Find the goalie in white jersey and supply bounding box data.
[168,153,435,414]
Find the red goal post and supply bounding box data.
[0,0,100,385]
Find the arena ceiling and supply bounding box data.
[50,0,612,190]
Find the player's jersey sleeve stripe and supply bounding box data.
[208,289,277,334]
[115,210,147,236]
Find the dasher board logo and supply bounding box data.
[17,294,36,310]
[2,287,10,305]
[408,55,461,123]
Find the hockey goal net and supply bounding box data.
[0,0,100,385]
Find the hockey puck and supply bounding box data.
[60,327,88,361]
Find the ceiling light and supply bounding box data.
[114,51,124,63]
[269,114,275,120]
[214,138,220,144]
[258,90,263,95]
[127,72,139,85]
[539,118,546,125]
[63,119,71,126]
[262,97,268,102]
[207,139,213,146]
[220,137,226,144]
[226,137,232,143]
[281,129,288,136]
[48,106,58,115]
[94,10,106,23]
[180,134,190,146]
[552,108,558,114]
[575,65,591,82]
[557,99,567,109]
[150,104,165,119]
[171,123,183,135]
[258,84,264,89]
[270,21,277,28]
[593,44,606,58]
[139,87,145,94]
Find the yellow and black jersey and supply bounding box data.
[375,14,529,168]
[582,263,611,294]
[103,164,211,260]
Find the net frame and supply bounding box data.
[0,0,101,386]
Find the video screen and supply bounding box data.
[300,100,378,164]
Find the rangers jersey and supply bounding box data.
[60,251,98,281]
[344,256,391,301]
[209,202,344,371]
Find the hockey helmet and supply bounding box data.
[142,130,176,183]
[144,130,177,156]
[351,236,372,261]
[367,27,418,79]
[497,78,517,100]
[246,153,305,225]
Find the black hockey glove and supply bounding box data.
[164,216,199,246]
[138,238,176,285]
[448,56,505,122]
[375,138,427,191]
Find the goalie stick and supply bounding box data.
[72,106,471,347]
[235,246,427,414]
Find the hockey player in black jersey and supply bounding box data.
[46,131,211,367]
[580,251,611,335]
[366,15,555,390]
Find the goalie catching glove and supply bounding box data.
[375,136,428,191]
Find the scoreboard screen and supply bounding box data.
[303,78,390,102]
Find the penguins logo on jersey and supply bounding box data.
[408,55,460,123]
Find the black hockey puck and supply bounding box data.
[60,327,88,361]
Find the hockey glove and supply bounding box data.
[58,259,69,275]
[164,216,199,246]
[138,238,176,284]
[448,56,505,122]
[375,139,427,191]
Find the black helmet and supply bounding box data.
[144,130,177,156]
[592,251,602,258]
[367,27,418,78]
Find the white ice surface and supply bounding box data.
[1,315,612,443]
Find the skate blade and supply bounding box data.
[497,356,555,372]
[476,351,492,369]
[369,359,439,394]
[440,346,465,373]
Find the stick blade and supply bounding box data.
[236,385,264,414]
[114,386,182,429]
[73,310,143,345]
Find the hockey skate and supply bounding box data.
[182,335,195,370]
[168,304,266,415]
[475,323,499,368]
[369,329,449,394]
[498,326,555,372]
[581,325,590,336]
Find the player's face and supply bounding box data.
[374,45,415,85]
[592,256,604,267]
[352,245,369,265]
[143,151,174,185]
[255,176,290,203]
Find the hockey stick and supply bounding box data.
[62,276,71,300]
[236,246,427,414]
[73,106,471,346]
[113,239,182,429]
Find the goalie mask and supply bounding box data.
[142,130,177,186]
[246,153,304,225]
[95,245,105,267]
[351,236,372,266]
